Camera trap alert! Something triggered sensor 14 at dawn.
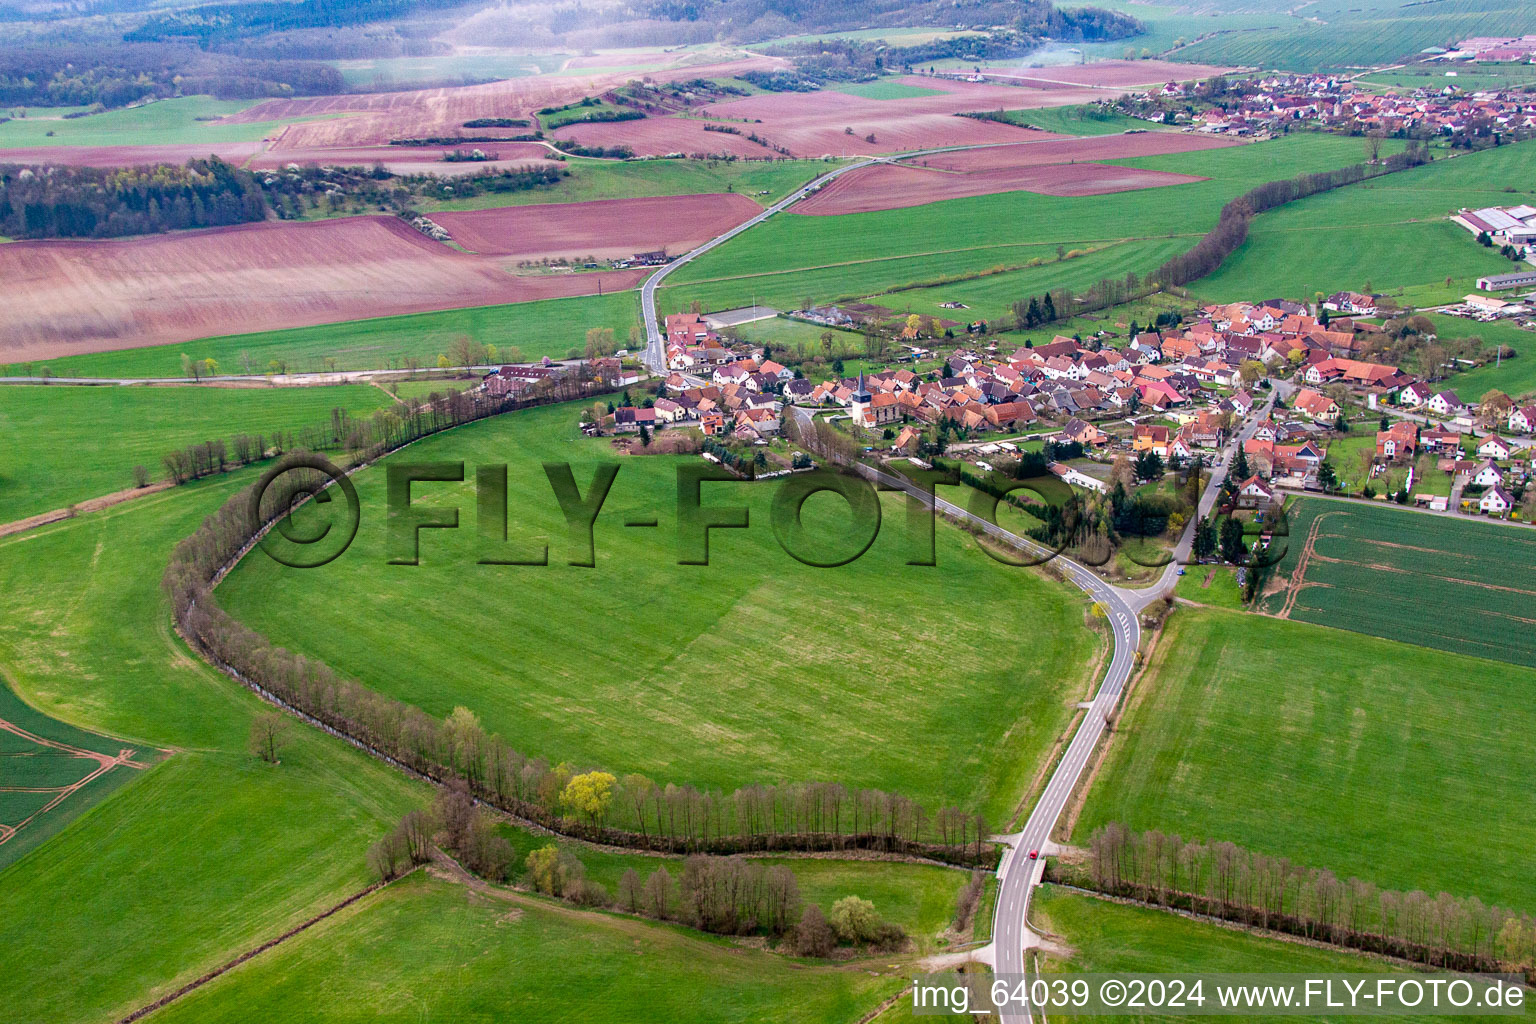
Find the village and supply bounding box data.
[470,292,1536,537]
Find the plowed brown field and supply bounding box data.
[795,131,1241,213]
[0,216,645,363]
[431,193,759,261]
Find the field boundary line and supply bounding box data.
[114,867,419,1024]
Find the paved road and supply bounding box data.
[639,141,1052,375]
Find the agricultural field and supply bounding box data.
[1194,140,1536,306]
[1355,61,1536,91]
[1075,608,1536,912]
[0,95,319,151]
[1259,496,1536,667]
[140,873,901,1024]
[330,53,568,89]
[220,400,1102,823]
[1444,316,1536,400]
[0,467,428,1024]
[826,80,946,101]
[659,133,1383,316]
[23,290,641,380]
[1174,0,1536,72]
[0,678,148,871]
[426,157,845,211]
[1031,886,1520,1023]
[986,104,1158,136]
[0,383,392,523]
[0,215,644,366]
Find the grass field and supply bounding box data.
[332,53,566,89]
[143,873,901,1024]
[1172,565,1245,609]
[660,134,1384,316]
[1195,141,1536,306]
[1443,315,1536,400]
[1031,885,1522,1023]
[220,400,1101,822]
[0,95,331,149]
[1356,61,1536,91]
[496,822,969,948]
[1075,607,1536,913]
[25,290,641,380]
[0,467,429,1024]
[986,105,1154,136]
[1261,496,1536,666]
[1175,0,1536,72]
[0,383,392,523]
[0,677,146,871]
[828,80,945,100]
[427,157,845,211]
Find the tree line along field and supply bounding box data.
[1194,141,1536,307]
[0,421,955,1024]
[1029,886,1529,1024]
[0,384,394,524]
[1261,497,1536,668]
[219,400,1102,825]
[21,290,641,380]
[1074,608,1536,918]
[658,134,1388,317]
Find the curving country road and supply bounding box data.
[642,148,1272,1021]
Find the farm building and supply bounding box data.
[1475,270,1536,292]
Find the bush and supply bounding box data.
[792,904,836,957]
[829,895,879,943]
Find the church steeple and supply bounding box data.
[852,371,870,402]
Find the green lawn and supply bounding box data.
[1172,566,1245,610]
[1196,141,1536,304]
[0,95,333,150]
[1075,608,1536,913]
[1356,62,1536,91]
[23,291,641,379]
[497,822,968,948]
[220,400,1101,822]
[1260,495,1536,666]
[0,383,392,523]
[427,157,845,211]
[144,873,900,1024]
[1031,885,1525,1023]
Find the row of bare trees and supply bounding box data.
[1083,823,1536,975]
[162,402,995,868]
[1152,143,1430,289]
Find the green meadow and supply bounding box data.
[1196,141,1536,305]
[0,383,392,523]
[220,400,1101,822]
[144,873,900,1024]
[1032,885,1530,1023]
[428,156,845,211]
[0,469,426,1024]
[1447,315,1536,400]
[989,105,1153,136]
[660,133,1385,314]
[1075,608,1536,913]
[25,290,642,380]
[0,95,334,150]
[496,822,970,948]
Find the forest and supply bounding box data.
[0,158,266,238]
